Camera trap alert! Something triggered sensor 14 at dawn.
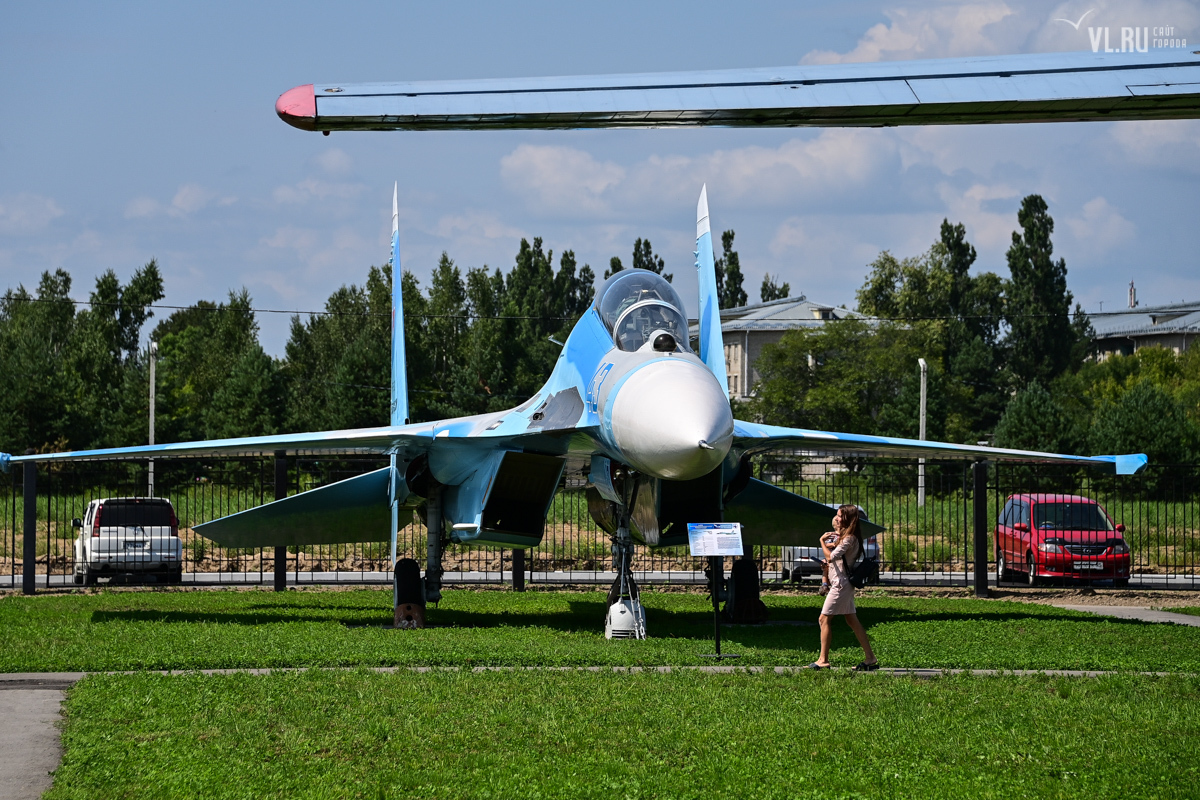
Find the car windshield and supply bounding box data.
[594,270,691,352]
[1033,502,1112,531]
[100,502,174,527]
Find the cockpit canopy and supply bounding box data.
[594,270,692,352]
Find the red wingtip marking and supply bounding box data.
[276,84,317,131]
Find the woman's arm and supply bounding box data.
[820,532,839,559]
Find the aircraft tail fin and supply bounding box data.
[694,185,730,397]
[390,184,410,426]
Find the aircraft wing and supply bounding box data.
[277,48,1200,132]
[731,419,1147,475]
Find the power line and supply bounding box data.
[2,296,580,322]
[4,294,1098,322]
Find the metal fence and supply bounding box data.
[3,454,1198,591]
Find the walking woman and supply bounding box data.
[808,504,878,671]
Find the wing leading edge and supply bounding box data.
[277,48,1200,132]
[732,419,1147,475]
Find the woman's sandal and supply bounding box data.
[805,662,831,670]
[852,661,880,672]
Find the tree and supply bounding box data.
[0,270,78,451]
[631,237,672,283]
[713,230,747,308]
[993,382,1082,456]
[749,318,923,436]
[603,256,623,280]
[855,222,1007,442]
[1090,381,1197,492]
[760,272,789,303]
[1004,195,1088,388]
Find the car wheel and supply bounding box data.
[167,568,183,585]
[72,571,84,586]
[1025,553,1039,587]
[82,566,97,586]
[996,551,1011,582]
[1114,579,1129,588]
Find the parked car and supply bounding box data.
[995,493,1130,586]
[72,497,183,585]
[781,505,879,583]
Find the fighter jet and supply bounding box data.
[0,186,1146,637]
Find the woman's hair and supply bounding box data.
[837,504,864,554]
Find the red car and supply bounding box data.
[995,494,1131,587]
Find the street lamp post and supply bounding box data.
[917,358,928,508]
[148,341,157,497]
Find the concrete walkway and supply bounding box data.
[1049,604,1200,626]
[0,689,62,800]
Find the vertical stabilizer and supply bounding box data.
[694,185,729,397]
[390,184,409,426]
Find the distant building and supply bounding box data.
[690,296,864,402]
[1087,300,1200,359]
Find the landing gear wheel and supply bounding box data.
[1025,554,1039,587]
[996,552,1011,582]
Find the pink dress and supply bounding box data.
[821,535,860,616]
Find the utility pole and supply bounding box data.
[917,357,927,507]
[148,340,157,497]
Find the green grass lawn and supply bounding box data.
[46,669,1200,800]
[4,588,1200,673]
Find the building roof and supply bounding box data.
[1087,300,1200,340]
[688,295,866,335]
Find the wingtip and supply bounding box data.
[392,183,399,234]
[0,452,9,473]
[696,184,710,237]
[276,84,317,131]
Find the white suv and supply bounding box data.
[72,497,183,585]
[781,504,879,583]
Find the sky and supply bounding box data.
[3,0,1198,355]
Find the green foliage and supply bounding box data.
[0,262,163,452]
[750,317,924,435]
[714,229,747,308]
[48,670,1200,800]
[1091,382,1197,482]
[760,271,789,303]
[154,290,281,442]
[1005,194,1090,389]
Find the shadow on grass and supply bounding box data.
[88,600,1157,649]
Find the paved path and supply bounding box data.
[1050,604,1200,626]
[0,689,62,800]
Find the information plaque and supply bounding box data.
[687,522,744,558]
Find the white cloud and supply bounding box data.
[1109,120,1200,170]
[1064,196,1136,255]
[124,197,160,219]
[272,178,367,205]
[801,3,1024,64]
[315,147,353,176]
[936,182,1023,251]
[433,211,525,242]
[500,144,625,214]
[0,193,64,234]
[171,184,216,215]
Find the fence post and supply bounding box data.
[274,451,287,592]
[972,460,989,598]
[512,547,526,592]
[22,456,37,596]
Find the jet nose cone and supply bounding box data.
[610,359,734,480]
[276,84,317,131]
